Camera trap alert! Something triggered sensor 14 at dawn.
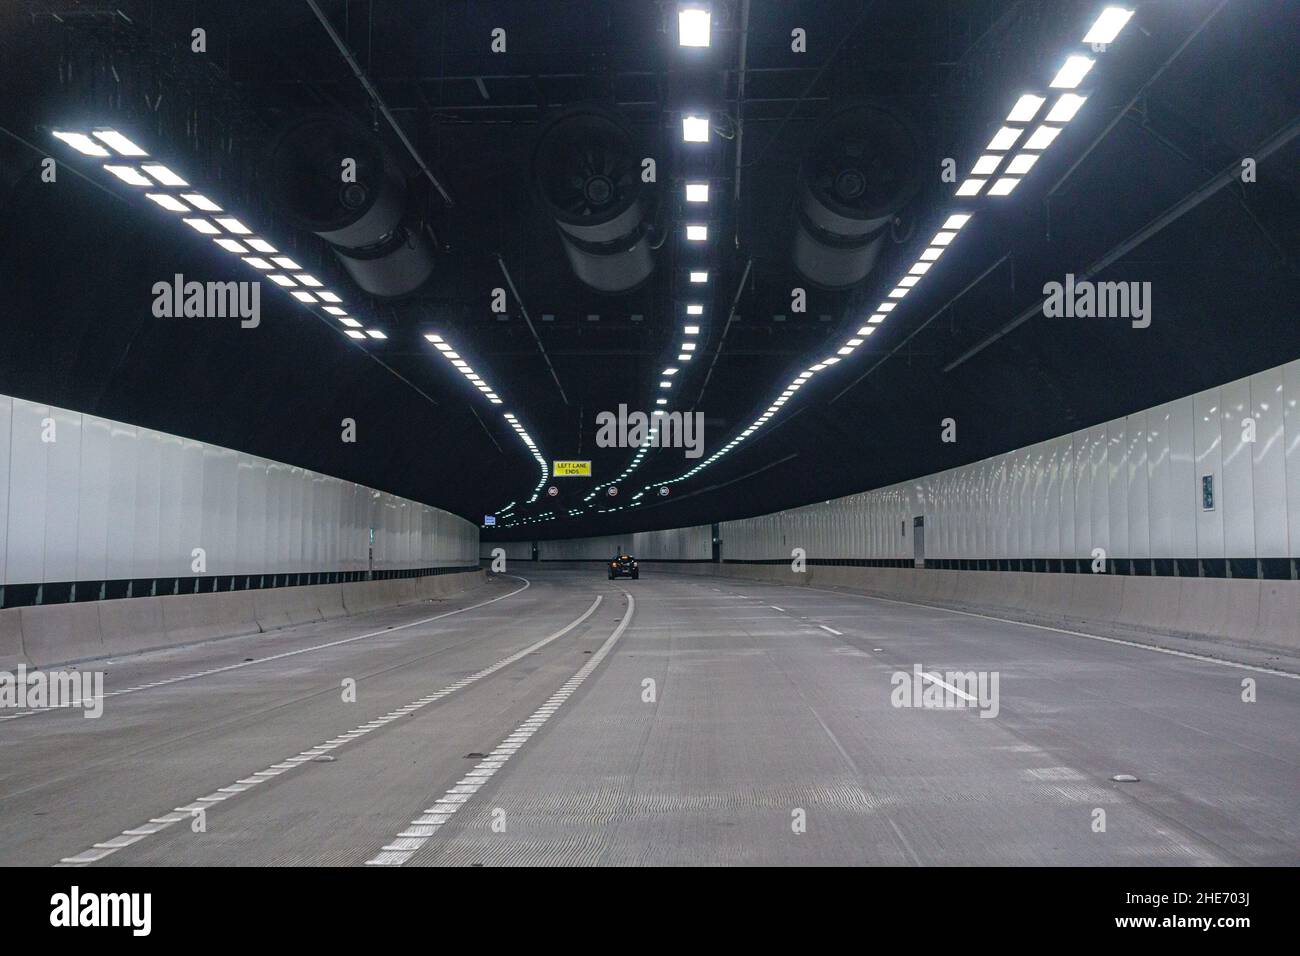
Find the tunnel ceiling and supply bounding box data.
[1,0,1297,540]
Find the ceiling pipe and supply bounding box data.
[303,0,454,206]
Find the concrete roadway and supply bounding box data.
[1,568,1296,866]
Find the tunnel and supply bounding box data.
[0,0,1296,929]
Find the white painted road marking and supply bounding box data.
[2,576,533,723]
[56,592,602,866]
[770,605,785,612]
[366,590,637,866]
[920,670,978,702]
[818,624,843,636]
[787,583,1300,680]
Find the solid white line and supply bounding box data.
[366,589,636,866]
[3,576,533,723]
[920,670,978,702]
[787,581,1300,680]
[56,591,602,867]
[818,624,843,636]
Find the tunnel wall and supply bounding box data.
[535,526,711,561]
[718,358,1300,567]
[0,392,484,668]
[0,392,479,589]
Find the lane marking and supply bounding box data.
[770,605,785,612]
[3,576,533,723]
[818,624,843,636]
[920,670,978,702]
[778,582,1300,680]
[56,592,602,866]
[367,589,637,866]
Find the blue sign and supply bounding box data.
[484,515,496,527]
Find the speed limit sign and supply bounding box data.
[607,486,618,497]
[547,486,558,497]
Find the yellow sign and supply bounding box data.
[553,460,592,478]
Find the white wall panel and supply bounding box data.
[131,428,162,579]
[1193,389,1225,558]
[156,432,185,577]
[1286,360,1300,558]
[6,400,49,585]
[43,406,82,582]
[1250,368,1288,558]
[75,412,112,582]
[0,397,9,585]
[104,420,138,581]
[1220,378,1255,558]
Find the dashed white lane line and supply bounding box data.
[3,576,533,723]
[789,583,1300,680]
[770,606,785,612]
[366,589,637,866]
[818,624,843,636]
[56,593,603,866]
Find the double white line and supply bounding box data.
[367,589,637,865]
[59,589,605,866]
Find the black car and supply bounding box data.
[608,554,639,580]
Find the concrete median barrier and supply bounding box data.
[1256,581,1300,650]
[20,602,105,667]
[0,608,27,669]
[161,590,260,646]
[98,597,167,658]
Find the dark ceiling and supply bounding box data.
[1,0,1298,542]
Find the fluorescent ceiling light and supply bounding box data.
[847,338,864,347]
[296,274,322,287]
[1050,55,1094,89]
[879,303,896,312]
[345,330,366,339]
[988,177,1020,195]
[141,164,187,186]
[686,304,703,315]
[684,325,700,334]
[823,357,840,365]
[324,307,348,317]
[955,179,985,196]
[214,238,247,253]
[664,367,678,375]
[340,318,363,328]
[104,165,152,186]
[425,334,443,343]
[246,238,276,253]
[242,257,273,269]
[920,247,944,261]
[987,126,1022,151]
[972,155,1002,176]
[908,262,932,275]
[656,398,668,405]
[686,224,708,241]
[214,217,250,234]
[660,381,672,388]
[682,342,696,351]
[861,326,876,335]
[931,231,957,246]
[53,131,109,156]
[899,276,920,287]
[268,274,296,287]
[1006,94,1046,123]
[943,214,972,230]
[290,291,317,303]
[678,353,691,361]
[145,193,188,211]
[867,315,886,324]
[887,287,909,299]
[92,130,148,155]
[180,193,221,211]
[1083,7,1134,45]
[682,115,710,142]
[1024,125,1062,150]
[1005,153,1039,175]
[689,271,708,283]
[678,6,711,47]
[182,218,220,235]
[319,292,342,303]
[365,330,387,339]
[837,347,854,356]
[1046,93,1088,123]
[685,182,709,202]
[271,257,301,270]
